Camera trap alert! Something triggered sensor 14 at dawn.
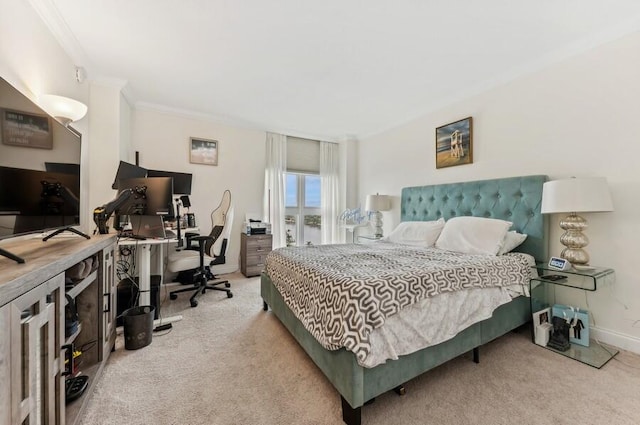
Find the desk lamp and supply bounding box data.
[541,177,613,265]
[365,194,391,238]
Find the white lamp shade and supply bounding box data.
[365,194,391,212]
[39,94,88,124]
[541,177,614,214]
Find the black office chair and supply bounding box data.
[167,190,233,307]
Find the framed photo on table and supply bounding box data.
[532,307,552,346]
[189,137,218,166]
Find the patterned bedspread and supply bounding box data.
[264,242,532,364]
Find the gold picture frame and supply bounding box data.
[189,137,218,166]
[435,116,472,169]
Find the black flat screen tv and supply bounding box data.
[0,76,82,262]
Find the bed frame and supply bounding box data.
[261,175,548,425]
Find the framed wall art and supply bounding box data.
[190,137,218,166]
[1,108,53,149]
[435,116,472,169]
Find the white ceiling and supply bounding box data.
[30,0,640,141]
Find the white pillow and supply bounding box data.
[497,231,528,255]
[435,216,512,255]
[383,218,445,247]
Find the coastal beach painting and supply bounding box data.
[190,137,218,165]
[435,117,473,169]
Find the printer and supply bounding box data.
[245,219,271,235]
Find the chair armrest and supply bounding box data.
[191,235,214,243]
[184,232,201,250]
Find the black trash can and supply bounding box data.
[121,305,155,350]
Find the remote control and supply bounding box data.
[66,375,89,403]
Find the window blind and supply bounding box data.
[286,136,320,173]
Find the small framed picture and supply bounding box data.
[189,137,218,166]
[533,308,550,326]
[532,307,552,346]
[435,116,472,169]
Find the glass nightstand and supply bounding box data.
[529,264,618,368]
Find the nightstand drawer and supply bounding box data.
[244,253,269,267]
[243,265,265,277]
[245,236,272,250]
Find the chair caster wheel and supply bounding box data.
[227,292,233,298]
[225,283,231,288]
[190,299,198,307]
[170,294,177,300]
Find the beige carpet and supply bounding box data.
[79,272,640,425]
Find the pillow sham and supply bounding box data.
[497,231,528,255]
[383,218,445,247]
[435,216,512,255]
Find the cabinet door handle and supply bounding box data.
[103,292,111,313]
[62,344,74,376]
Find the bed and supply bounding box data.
[260,175,548,425]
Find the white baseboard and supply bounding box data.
[591,326,640,355]
[215,263,239,275]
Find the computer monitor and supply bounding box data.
[114,177,173,230]
[111,161,147,190]
[146,169,193,195]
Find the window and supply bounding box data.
[285,173,321,246]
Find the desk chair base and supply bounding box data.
[170,274,232,307]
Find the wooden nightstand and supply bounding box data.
[240,233,273,277]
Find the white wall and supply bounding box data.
[131,107,266,272]
[0,0,91,233]
[359,31,640,353]
[88,82,131,222]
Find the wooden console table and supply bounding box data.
[0,234,117,425]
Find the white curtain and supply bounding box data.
[264,132,287,248]
[320,141,340,244]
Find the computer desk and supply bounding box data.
[118,237,183,326]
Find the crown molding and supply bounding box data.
[27,0,94,76]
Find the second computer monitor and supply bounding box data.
[116,177,174,218]
[146,169,193,195]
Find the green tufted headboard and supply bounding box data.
[401,175,548,263]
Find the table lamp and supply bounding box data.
[541,177,613,265]
[365,194,391,238]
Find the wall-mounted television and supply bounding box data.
[0,77,83,263]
